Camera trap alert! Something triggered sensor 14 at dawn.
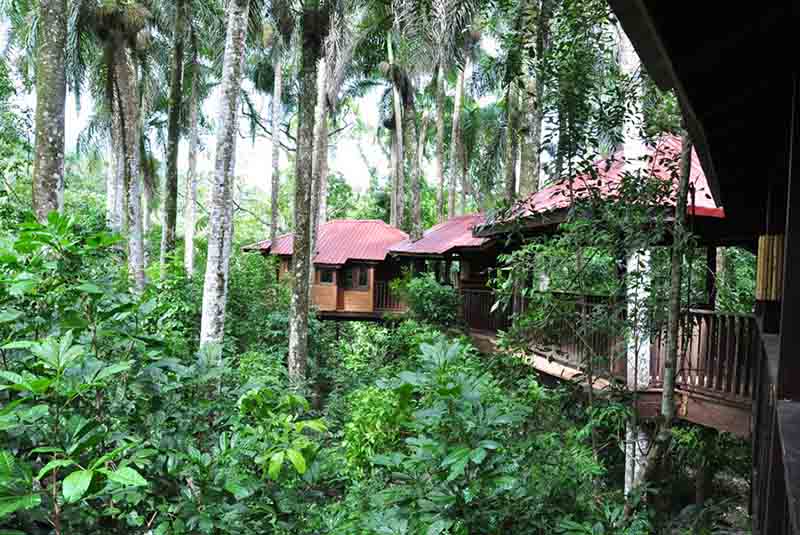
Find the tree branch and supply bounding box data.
[241,108,297,152]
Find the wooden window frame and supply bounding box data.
[342,265,370,291]
[317,268,335,285]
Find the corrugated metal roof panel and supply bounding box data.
[494,134,723,227]
[244,219,409,265]
[389,214,489,256]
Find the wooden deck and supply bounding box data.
[466,300,757,437]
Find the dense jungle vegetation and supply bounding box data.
[0,0,757,533]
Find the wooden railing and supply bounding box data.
[537,294,625,377]
[461,288,511,332]
[751,331,799,535]
[374,281,405,311]
[650,310,757,402]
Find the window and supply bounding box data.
[317,268,334,284]
[342,265,369,290]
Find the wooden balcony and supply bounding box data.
[462,290,759,436]
[374,281,406,313]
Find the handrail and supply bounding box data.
[374,281,405,311]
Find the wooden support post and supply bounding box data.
[706,246,717,309]
[444,257,453,286]
[779,74,800,401]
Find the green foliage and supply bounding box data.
[394,273,461,327]
[326,338,651,534]
[342,386,409,477]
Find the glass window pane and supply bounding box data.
[358,268,368,287]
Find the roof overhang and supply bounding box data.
[608,1,798,242]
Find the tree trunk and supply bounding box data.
[184,31,199,278]
[504,83,520,203]
[519,74,543,195]
[627,131,693,501]
[270,45,283,244]
[412,113,429,240]
[114,45,146,292]
[199,0,249,346]
[311,56,329,240]
[390,130,400,226]
[519,0,552,196]
[434,64,447,222]
[288,3,327,380]
[160,0,187,276]
[32,0,67,222]
[403,89,419,237]
[309,56,329,301]
[448,59,467,218]
[109,111,125,232]
[387,34,405,229]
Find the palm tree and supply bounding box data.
[288,0,334,380]
[160,0,188,276]
[32,0,67,221]
[184,28,200,278]
[199,0,251,347]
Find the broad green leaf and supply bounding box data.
[106,466,147,487]
[0,371,24,388]
[285,449,306,475]
[426,519,454,535]
[92,361,132,383]
[0,309,22,323]
[0,341,33,350]
[36,459,75,480]
[62,469,93,503]
[268,451,284,480]
[477,440,501,450]
[0,495,41,520]
[296,419,326,434]
[441,448,470,467]
[75,282,103,295]
[469,448,487,465]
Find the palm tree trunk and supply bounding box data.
[311,56,329,240]
[519,75,543,195]
[504,83,520,203]
[184,31,199,278]
[401,88,419,235]
[412,113,428,240]
[32,0,67,222]
[309,56,329,300]
[199,0,250,346]
[270,45,283,244]
[434,64,446,222]
[448,59,467,218]
[288,2,327,380]
[160,0,187,276]
[109,111,125,232]
[114,46,146,292]
[519,0,552,195]
[387,34,405,229]
[389,129,399,226]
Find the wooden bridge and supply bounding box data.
[462,289,758,437]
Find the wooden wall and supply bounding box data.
[341,266,374,312]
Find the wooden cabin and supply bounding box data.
[389,214,512,331]
[245,220,408,319]
[608,3,799,532]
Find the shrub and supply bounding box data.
[395,273,460,327]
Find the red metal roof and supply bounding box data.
[244,219,409,266]
[492,135,724,228]
[389,214,490,256]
